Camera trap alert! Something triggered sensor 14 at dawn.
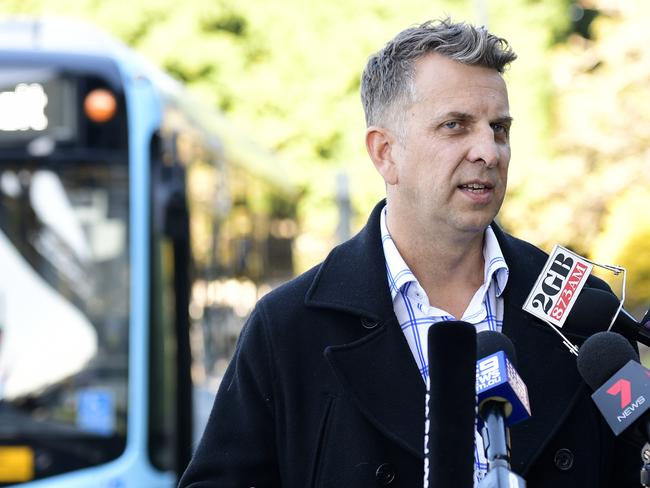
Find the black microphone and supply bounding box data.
[568,288,650,347]
[577,331,649,437]
[476,331,529,488]
[424,321,476,488]
[642,308,650,330]
[577,331,650,485]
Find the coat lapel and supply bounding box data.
[324,316,426,458]
[495,226,587,475]
[305,200,425,459]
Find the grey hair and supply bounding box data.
[360,18,517,131]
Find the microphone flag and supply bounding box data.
[522,245,592,328]
[591,360,650,436]
[476,351,531,430]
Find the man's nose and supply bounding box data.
[467,128,500,168]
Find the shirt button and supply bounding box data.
[361,318,379,329]
[554,448,574,471]
[375,462,396,485]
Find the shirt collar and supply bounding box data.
[483,225,509,297]
[380,206,417,300]
[380,205,509,301]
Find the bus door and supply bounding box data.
[148,133,193,480]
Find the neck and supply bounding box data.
[386,210,487,318]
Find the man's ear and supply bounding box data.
[366,126,398,185]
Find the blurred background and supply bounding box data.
[0,0,649,486]
[5,0,649,309]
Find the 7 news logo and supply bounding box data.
[606,369,650,422]
[592,361,650,435]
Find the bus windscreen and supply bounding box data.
[0,161,130,482]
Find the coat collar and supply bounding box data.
[307,201,588,473]
[305,200,395,321]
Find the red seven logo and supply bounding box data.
[607,379,632,409]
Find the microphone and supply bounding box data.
[642,308,650,330]
[576,331,650,485]
[576,331,650,437]
[569,288,650,347]
[475,331,530,488]
[424,321,476,488]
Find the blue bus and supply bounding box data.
[0,18,298,487]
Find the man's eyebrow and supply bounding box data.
[493,116,514,126]
[440,111,475,121]
[432,112,514,127]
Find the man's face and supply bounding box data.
[387,53,511,237]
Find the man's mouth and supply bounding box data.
[458,183,493,193]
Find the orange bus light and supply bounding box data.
[84,88,117,123]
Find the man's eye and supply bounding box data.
[443,121,459,129]
[492,123,509,134]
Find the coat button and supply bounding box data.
[361,318,379,329]
[375,462,396,485]
[554,448,574,471]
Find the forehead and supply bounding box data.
[411,53,510,115]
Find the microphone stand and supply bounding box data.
[638,416,650,486]
[641,443,650,487]
[477,401,526,488]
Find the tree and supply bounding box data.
[3,0,573,271]
[498,0,650,312]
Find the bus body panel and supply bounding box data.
[4,449,174,488]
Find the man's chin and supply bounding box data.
[453,214,498,236]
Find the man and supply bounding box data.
[180,19,640,487]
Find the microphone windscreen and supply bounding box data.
[476,330,517,367]
[425,320,476,488]
[566,288,620,337]
[576,331,639,390]
[567,287,644,337]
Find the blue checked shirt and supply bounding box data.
[380,206,509,485]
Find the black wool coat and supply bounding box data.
[179,201,641,487]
